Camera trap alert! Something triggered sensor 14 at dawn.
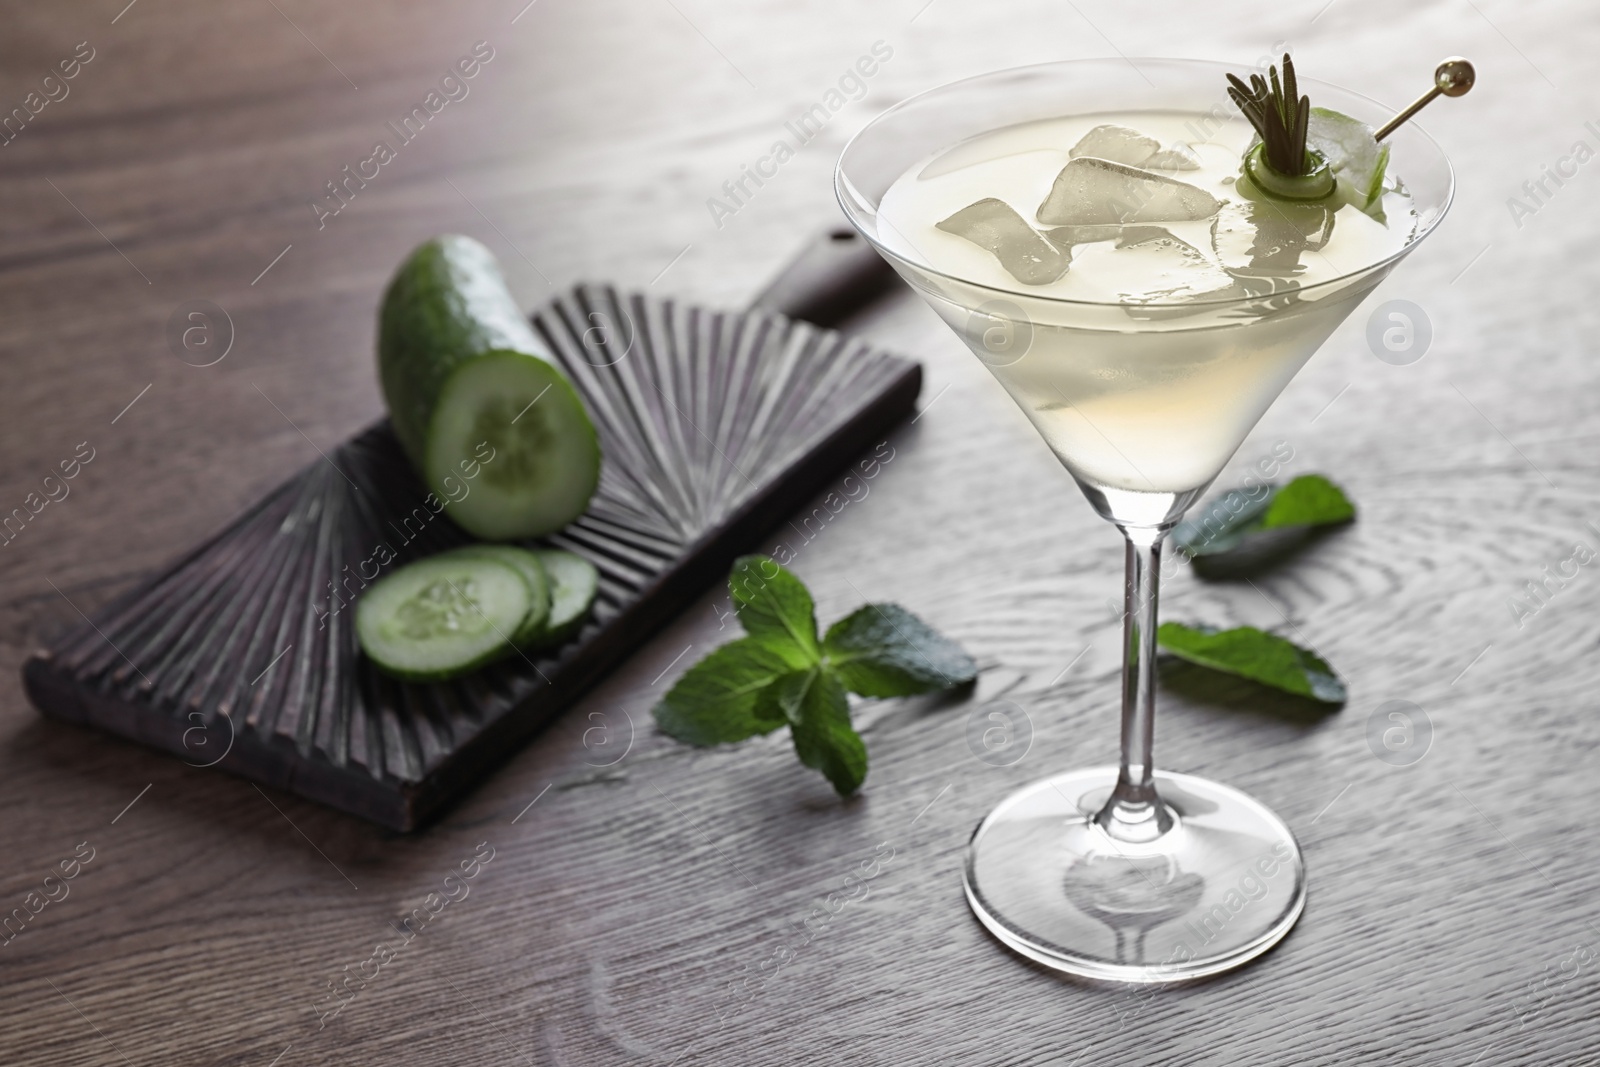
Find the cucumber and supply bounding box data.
[355,555,532,681]
[378,235,601,540]
[437,544,551,646]
[528,549,599,646]
[426,352,600,539]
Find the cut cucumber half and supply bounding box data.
[426,350,601,540]
[528,549,599,646]
[356,556,532,681]
[437,544,551,646]
[378,235,602,541]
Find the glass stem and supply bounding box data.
[1096,525,1175,843]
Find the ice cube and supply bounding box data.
[1107,228,1236,302]
[1142,144,1201,171]
[1211,198,1334,277]
[1043,223,1176,250]
[1037,158,1221,226]
[1069,124,1161,166]
[936,198,1071,285]
[1068,125,1200,172]
[1041,223,1126,247]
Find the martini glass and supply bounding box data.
[836,58,1452,982]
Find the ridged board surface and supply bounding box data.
[22,286,921,829]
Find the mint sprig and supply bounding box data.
[654,556,977,796]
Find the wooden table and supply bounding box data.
[2,1,1594,1063]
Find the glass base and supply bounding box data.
[963,767,1306,984]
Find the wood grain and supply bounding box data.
[0,0,1597,1064]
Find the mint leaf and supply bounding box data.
[652,638,794,745]
[1172,474,1354,559]
[823,604,977,697]
[1158,622,1346,704]
[1260,473,1355,529]
[776,669,867,796]
[729,555,819,668]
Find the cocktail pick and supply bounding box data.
[1374,58,1475,141]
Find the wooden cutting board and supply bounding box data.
[22,277,917,830]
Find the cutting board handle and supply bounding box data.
[749,225,901,327]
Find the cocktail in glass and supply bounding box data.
[836,58,1453,982]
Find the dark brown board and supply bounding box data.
[22,285,920,829]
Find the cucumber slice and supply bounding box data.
[437,544,551,646]
[528,549,599,646]
[1307,107,1389,209]
[426,351,600,539]
[356,556,532,681]
[379,235,602,540]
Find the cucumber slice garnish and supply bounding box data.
[528,549,598,646]
[356,556,532,681]
[1243,143,1336,201]
[436,545,551,646]
[1307,107,1389,208]
[426,350,601,540]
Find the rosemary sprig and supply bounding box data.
[1227,54,1314,177]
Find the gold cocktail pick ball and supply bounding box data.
[1375,58,1476,141]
